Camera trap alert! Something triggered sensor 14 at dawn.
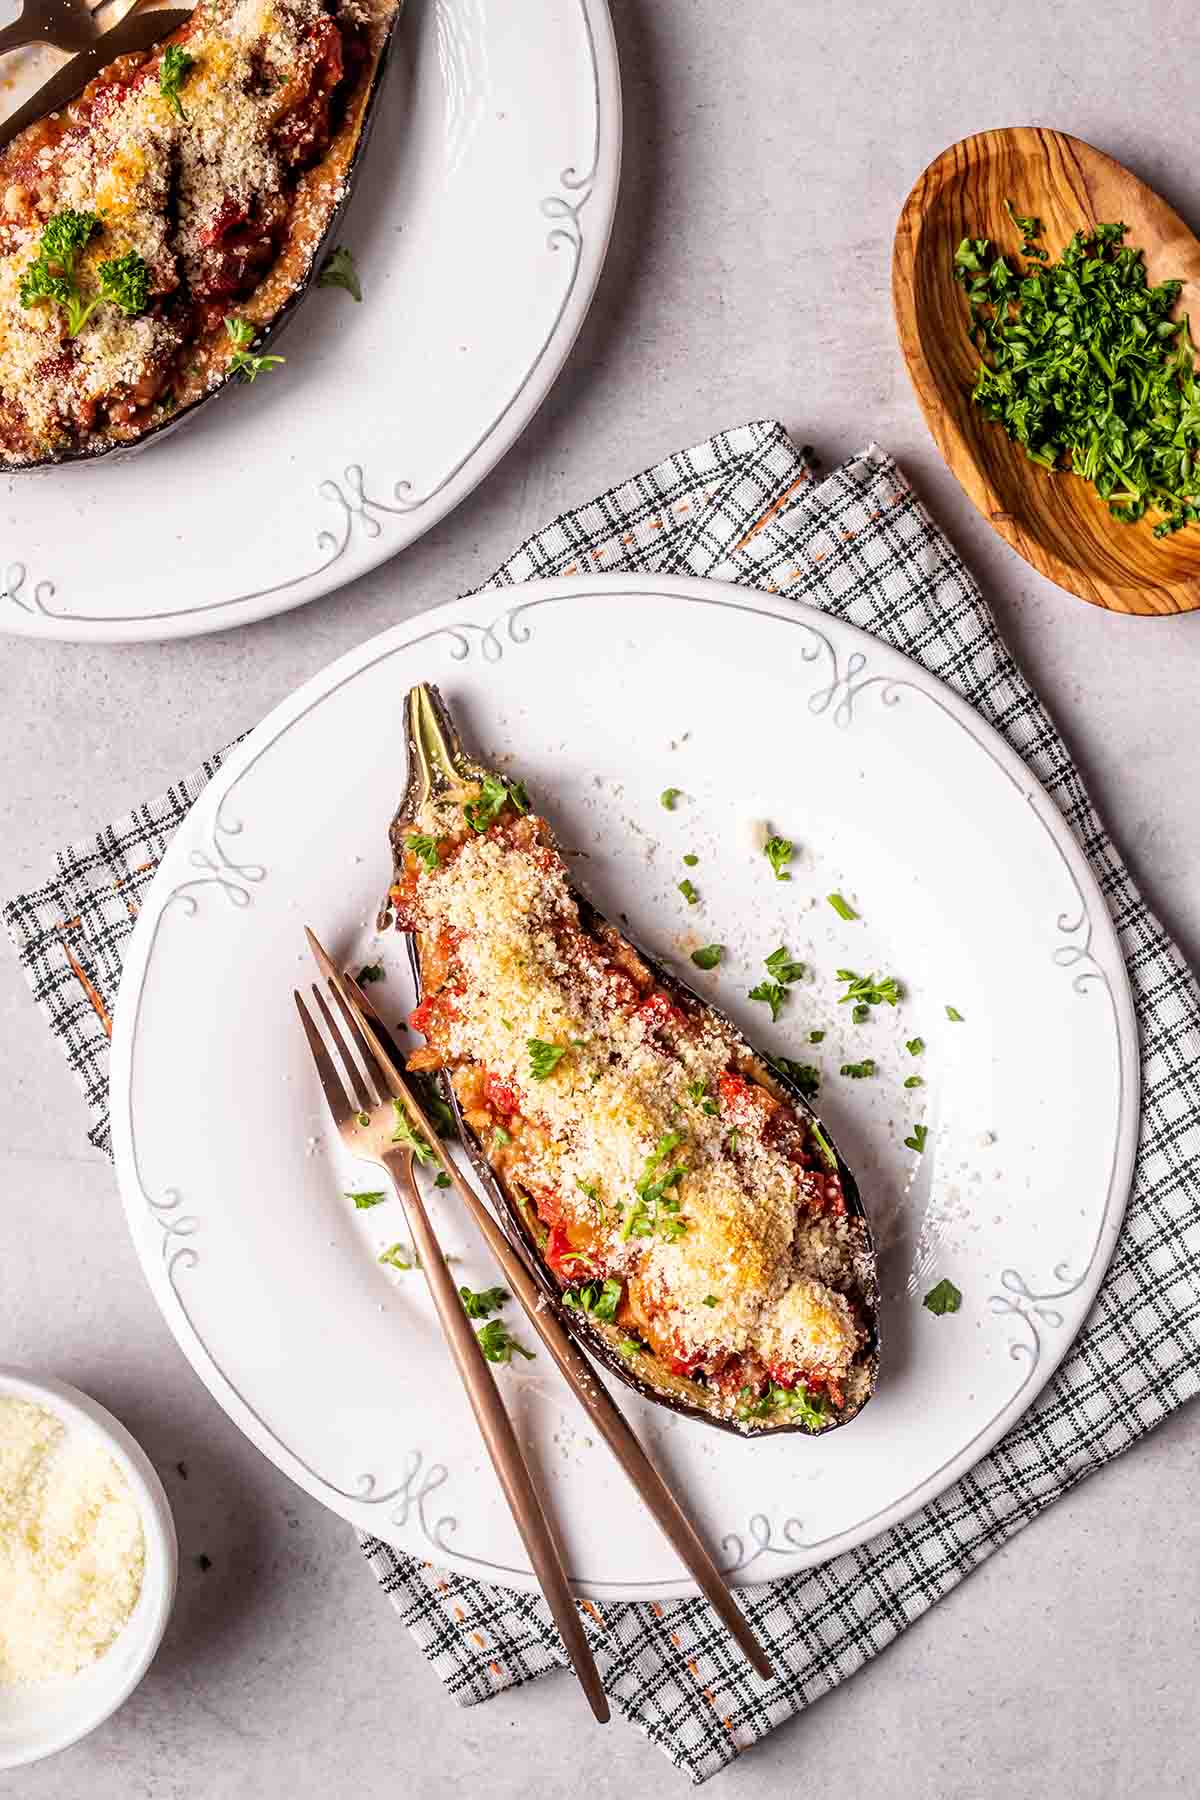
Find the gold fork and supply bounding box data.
[307,931,773,1681]
[294,983,610,1725]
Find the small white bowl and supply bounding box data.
[0,1366,178,1770]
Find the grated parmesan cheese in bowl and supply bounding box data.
[0,1397,145,1684]
[0,1370,177,1770]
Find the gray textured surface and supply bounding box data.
[3,0,1199,1791]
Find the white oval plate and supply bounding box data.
[111,575,1139,1599]
[0,0,619,642]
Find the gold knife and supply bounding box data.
[307,927,774,1681]
[0,9,190,151]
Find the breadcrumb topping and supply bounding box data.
[403,792,877,1425]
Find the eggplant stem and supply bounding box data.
[405,684,463,807]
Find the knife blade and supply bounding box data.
[0,9,190,150]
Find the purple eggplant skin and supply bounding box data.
[11,1,403,471]
[384,683,881,1438]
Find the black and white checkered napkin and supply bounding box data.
[6,423,1200,1783]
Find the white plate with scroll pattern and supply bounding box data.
[0,0,619,642]
[110,574,1139,1598]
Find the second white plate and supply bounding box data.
[111,574,1139,1597]
[2,0,619,641]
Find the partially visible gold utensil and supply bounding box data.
[307,927,774,1681]
[294,983,610,1725]
[0,5,189,153]
[0,0,106,59]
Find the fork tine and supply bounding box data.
[294,990,354,1129]
[325,978,391,1098]
[310,985,379,1114]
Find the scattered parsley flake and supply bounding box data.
[434,1171,452,1188]
[464,774,528,834]
[624,1132,688,1241]
[946,1005,965,1022]
[748,979,787,1023]
[357,963,384,985]
[809,1029,825,1044]
[379,1242,414,1269]
[418,1087,456,1137]
[923,1277,962,1315]
[527,1038,567,1080]
[318,244,362,301]
[808,1119,838,1169]
[683,853,699,867]
[18,209,102,336]
[97,251,151,318]
[840,1059,876,1079]
[678,877,700,905]
[827,892,858,920]
[347,1190,386,1209]
[391,1100,437,1165]
[690,943,722,970]
[852,1003,869,1024]
[459,1284,508,1320]
[763,835,793,880]
[906,1037,925,1056]
[159,44,195,120]
[837,969,902,1009]
[703,1294,719,1308]
[904,1122,929,1153]
[660,787,682,810]
[476,1320,535,1364]
[223,315,285,382]
[764,946,805,984]
[903,1074,924,1089]
[773,1057,820,1099]
[404,832,440,871]
[565,1277,622,1323]
[617,1338,642,1359]
[736,1381,827,1429]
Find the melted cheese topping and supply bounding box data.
[411,800,870,1401]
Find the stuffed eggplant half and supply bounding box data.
[383,686,880,1437]
[0,0,401,466]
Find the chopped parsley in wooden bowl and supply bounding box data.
[893,126,1200,615]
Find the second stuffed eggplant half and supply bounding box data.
[382,685,880,1437]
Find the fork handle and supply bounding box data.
[451,1186,774,1679]
[385,1152,609,1723]
[0,18,37,55]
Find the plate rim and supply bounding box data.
[1,0,621,645]
[110,573,1141,1597]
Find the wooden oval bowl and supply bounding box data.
[893,127,1200,615]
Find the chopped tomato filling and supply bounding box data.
[635,990,687,1034]
[545,1224,602,1282]
[483,1072,523,1116]
[394,792,853,1404]
[718,1070,779,1128]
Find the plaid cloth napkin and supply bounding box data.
[6,422,1200,1784]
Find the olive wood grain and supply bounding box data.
[892,126,1200,615]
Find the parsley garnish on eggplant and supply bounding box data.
[387,684,880,1438]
